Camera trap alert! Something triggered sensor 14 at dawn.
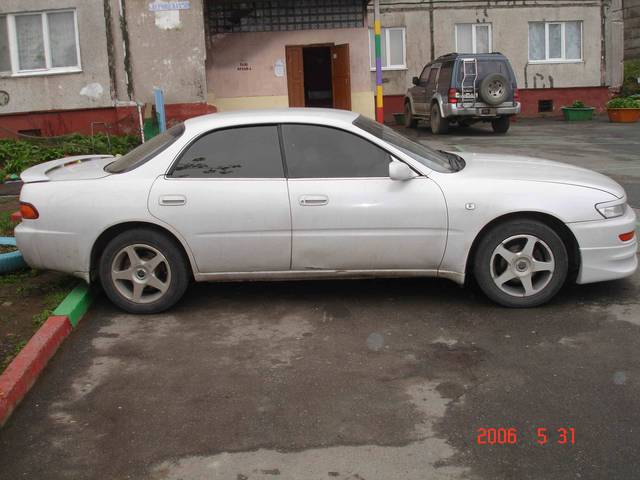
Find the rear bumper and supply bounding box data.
[568,207,638,284]
[442,102,521,118]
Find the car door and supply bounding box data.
[148,125,291,274]
[410,65,430,115]
[281,124,447,272]
[424,63,441,116]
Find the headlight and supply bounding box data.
[595,201,627,219]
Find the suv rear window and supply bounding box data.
[457,60,511,82]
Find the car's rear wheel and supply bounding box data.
[430,103,449,134]
[99,229,189,314]
[473,220,568,308]
[492,115,511,134]
[404,101,418,128]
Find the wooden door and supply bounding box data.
[331,44,351,110]
[285,46,305,107]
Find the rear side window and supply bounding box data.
[437,61,454,95]
[170,125,284,178]
[105,123,184,173]
[281,124,391,178]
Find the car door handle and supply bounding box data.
[299,195,328,206]
[159,195,186,206]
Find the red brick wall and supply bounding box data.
[0,103,216,139]
[518,87,612,117]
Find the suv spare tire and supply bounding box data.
[479,73,510,106]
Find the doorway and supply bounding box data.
[285,44,351,110]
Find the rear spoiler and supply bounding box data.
[20,155,114,183]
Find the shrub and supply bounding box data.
[570,100,587,108]
[0,133,140,179]
[606,97,640,109]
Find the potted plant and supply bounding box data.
[606,97,640,123]
[561,100,594,121]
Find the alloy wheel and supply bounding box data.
[111,244,172,304]
[490,234,555,297]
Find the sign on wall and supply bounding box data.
[148,1,191,11]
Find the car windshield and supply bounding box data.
[353,116,455,172]
[105,123,185,173]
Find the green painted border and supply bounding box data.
[53,284,94,328]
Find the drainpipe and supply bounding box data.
[374,0,384,123]
[118,0,134,100]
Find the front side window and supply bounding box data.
[455,23,492,54]
[1,10,80,75]
[282,124,391,178]
[529,21,582,62]
[368,27,406,70]
[170,125,283,179]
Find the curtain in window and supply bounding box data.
[456,24,472,53]
[475,25,490,53]
[565,21,581,60]
[528,23,545,60]
[388,29,403,66]
[0,17,10,71]
[548,23,562,58]
[16,14,45,70]
[48,11,78,68]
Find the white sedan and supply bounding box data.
[15,109,637,313]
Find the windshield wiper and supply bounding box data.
[438,150,466,172]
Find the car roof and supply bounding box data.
[184,108,360,131]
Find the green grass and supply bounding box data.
[1,339,27,370]
[0,211,14,237]
[32,290,69,327]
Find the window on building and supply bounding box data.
[528,21,582,62]
[369,27,406,70]
[455,23,492,54]
[170,126,284,179]
[0,10,80,75]
[282,124,391,178]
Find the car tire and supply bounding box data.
[430,103,449,134]
[473,220,568,308]
[99,228,190,314]
[491,116,510,134]
[404,102,418,128]
[479,73,511,106]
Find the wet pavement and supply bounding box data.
[1,117,639,480]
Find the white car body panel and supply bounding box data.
[14,108,637,291]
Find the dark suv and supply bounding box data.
[404,52,520,134]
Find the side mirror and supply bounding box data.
[389,160,416,181]
[412,76,419,86]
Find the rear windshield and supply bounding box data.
[457,59,512,83]
[353,116,453,173]
[105,123,185,173]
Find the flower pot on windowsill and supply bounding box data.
[561,107,594,121]
[606,108,640,123]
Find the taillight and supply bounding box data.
[20,202,39,220]
[514,88,520,102]
[619,231,635,242]
[448,88,459,104]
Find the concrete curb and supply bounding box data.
[0,284,95,427]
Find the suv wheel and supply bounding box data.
[473,220,568,308]
[492,116,511,134]
[99,228,190,314]
[404,101,418,128]
[430,103,449,134]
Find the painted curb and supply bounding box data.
[0,284,95,427]
[0,316,72,426]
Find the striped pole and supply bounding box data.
[374,0,384,123]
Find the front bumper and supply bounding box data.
[442,102,521,118]
[568,206,638,284]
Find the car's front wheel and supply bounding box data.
[473,220,568,308]
[99,228,189,314]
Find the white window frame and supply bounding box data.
[528,21,583,64]
[368,26,407,71]
[454,23,493,54]
[2,9,82,77]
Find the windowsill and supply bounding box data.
[0,67,83,79]
[369,67,408,72]
[527,59,584,65]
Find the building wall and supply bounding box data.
[0,0,113,115]
[624,0,640,59]
[206,28,375,118]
